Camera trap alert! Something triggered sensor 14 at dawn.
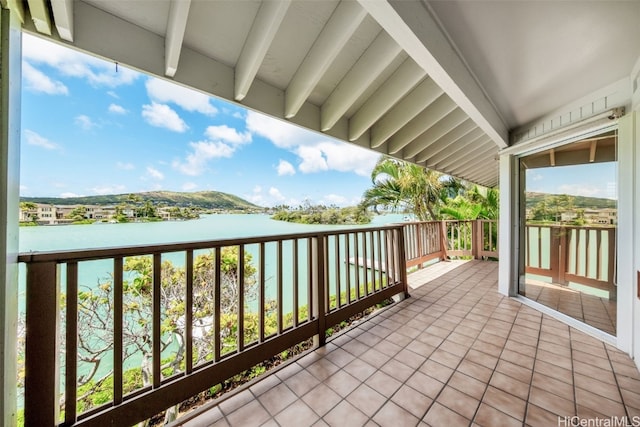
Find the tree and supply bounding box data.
[74,247,261,425]
[361,157,446,221]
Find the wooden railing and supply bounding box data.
[524,225,616,294]
[403,219,498,268]
[21,225,408,426]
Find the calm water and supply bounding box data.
[18,213,404,307]
[19,213,403,252]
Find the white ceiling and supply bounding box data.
[12,0,640,188]
[428,0,640,129]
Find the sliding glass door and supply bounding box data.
[518,130,617,335]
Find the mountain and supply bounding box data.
[525,192,616,210]
[21,191,261,211]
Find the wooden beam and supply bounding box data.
[348,58,425,141]
[589,140,597,162]
[321,31,401,131]
[235,0,291,101]
[550,148,556,166]
[27,0,51,35]
[164,0,191,77]
[50,0,73,41]
[401,108,468,158]
[370,77,442,148]
[387,94,456,154]
[284,1,367,118]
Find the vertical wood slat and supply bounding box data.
[152,254,162,388]
[25,261,59,427]
[214,247,221,362]
[384,230,391,287]
[314,236,326,346]
[259,242,265,341]
[596,231,603,281]
[277,240,283,334]
[575,229,581,275]
[65,262,79,424]
[537,227,542,268]
[238,245,245,352]
[293,239,299,326]
[363,231,369,295]
[354,232,360,300]
[585,229,591,278]
[377,230,383,291]
[607,229,616,285]
[334,235,340,309]
[113,258,123,405]
[307,238,313,322]
[324,236,330,315]
[185,250,194,374]
[345,233,351,304]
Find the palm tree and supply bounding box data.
[361,157,444,221]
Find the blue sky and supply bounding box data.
[526,162,617,200]
[20,34,380,207]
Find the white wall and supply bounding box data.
[0,7,21,426]
[630,55,640,369]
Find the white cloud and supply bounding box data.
[246,110,378,177]
[107,91,119,99]
[145,77,218,116]
[24,130,59,150]
[322,194,348,206]
[205,125,252,145]
[246,111,315,149]
[116,162,135,170]
[173,141,235,176]
[23,34,139,87]
[108,103,127,114]
[75,115,97,130]
[23,62,69,95]
[146,166,164,180]
[60,192,82,198]
[182,182,198,191]
[269,187,286,201]
[557,184,604,198]
[142,102,188,132]
[91,185,126,195]
[297,145,329,173]
[276,160,296,176]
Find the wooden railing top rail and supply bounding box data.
[18,223,405,264]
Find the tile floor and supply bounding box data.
[523,278,617,335]
[173,260,640,427]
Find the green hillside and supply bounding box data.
[525,192,616,210]
[21,191,261,211]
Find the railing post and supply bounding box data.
[396,227,410,298]
[472,220,480,259]
[25,260,60,427]
[549,227,560,283]
[439,221,448,260]
[311,235,326,347]
[558,228,568,284]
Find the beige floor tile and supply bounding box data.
[225,400,270,427]
[274,400,319,427]
[436,386,480,420]
[481,386,526,421]
[365,370,403,397]
[422,402,471,427]
[323,401,368,427]
[301,383,342,417]
[373,400,420,426]
[346,383,387,417]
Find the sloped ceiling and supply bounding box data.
[13,0,640,188]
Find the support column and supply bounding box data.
[498,154,518,296]
[0,5,22,427]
